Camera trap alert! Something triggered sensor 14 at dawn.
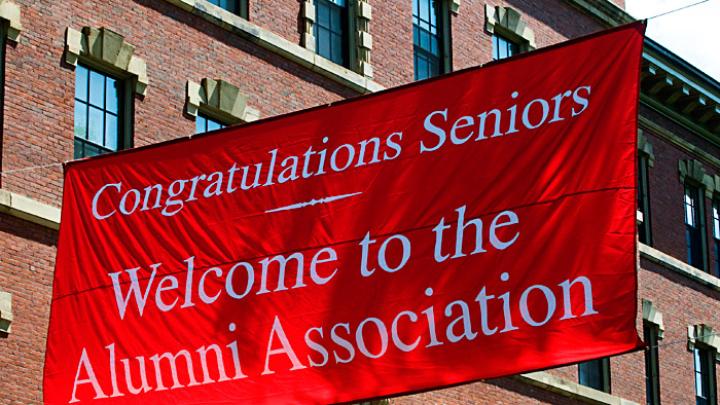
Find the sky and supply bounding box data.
[625,0,720,82]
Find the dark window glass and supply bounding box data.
[578,358,610,393]
[685,184,705,269]
[694,347,717,405]
[413,0,443,80]
[74,65,123,159]
[638,154,652,245]
[196,113,225,134]
[713,201,720,277]
[492,34,519,61]
[206,0,248,17]
[314,0,348,66]
[644,323,661,405]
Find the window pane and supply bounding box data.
[419,29,429,51]
[315,0,347,66]
[196,115,206,134]
[207,118,221,132]
[579,361,601,389]
[493,35,521,61]
[429,56,439,77]
[196,114,225,134]
[89,70,105,108]
[413,0,443,80]
[82,141,106,158]
[331,33,343,65]
[74,102,87,139]
[73,137,84,160]
[105,114,118,150]
[317,2,330,27]
[492,35,499,60]
[88,106,104,145]
[644,324,660,405]
[208,0,239,13]
[330,5,342,30]
[430,0,437,26]
[638,156,652,245]
[578,358,609,392]
[106,77,119,114]
[74,65,126,158]
[317,28,331,59]
[415,55,427,81]
[686,192,695,227]
[419,0,429,25]
[75,65,88,101]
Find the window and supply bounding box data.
[74,64,125,159]
[638,153,652,245]
[314,0,349,67]
[685,184,706,270]
[713,200,720,277]
[0,22,6,170]
[578,358,610,393]
[695,347,717,405]
[492,34,519,60]
[413,0,449,80]
[206,0,248,18]
[195,113,226,134]
[644,323,661,405]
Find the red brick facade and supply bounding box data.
[0,0,718,404]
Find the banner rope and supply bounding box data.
[644,0,710,20]
[0,162,64,175]
[641,331,717,351]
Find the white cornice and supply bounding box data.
[640,243,720,291]
[0,189,60,230]
[517,372,638,404]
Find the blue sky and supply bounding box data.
[625,0,720,82]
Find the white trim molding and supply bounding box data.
[186,78,260,123]
[637,129,654,166]
[449,0,461,14]
[688,324,720,361]
[0,189,60,230]
[0,291,11,335]
[640,243,720,291]
[517,372,638,404]
[0,0,22,42]
[485,5,536,50]
[642,299,664,339]
[64,26,149,96]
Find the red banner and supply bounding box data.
[44,23,645,404]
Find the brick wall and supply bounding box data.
[0,213,56,404]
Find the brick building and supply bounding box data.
[0,0,719,403]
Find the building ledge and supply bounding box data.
[516,372,638,404]
[639,243,720,291]
[562,0,634,27]
[162,0,385,95]
[0,189,60,230]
